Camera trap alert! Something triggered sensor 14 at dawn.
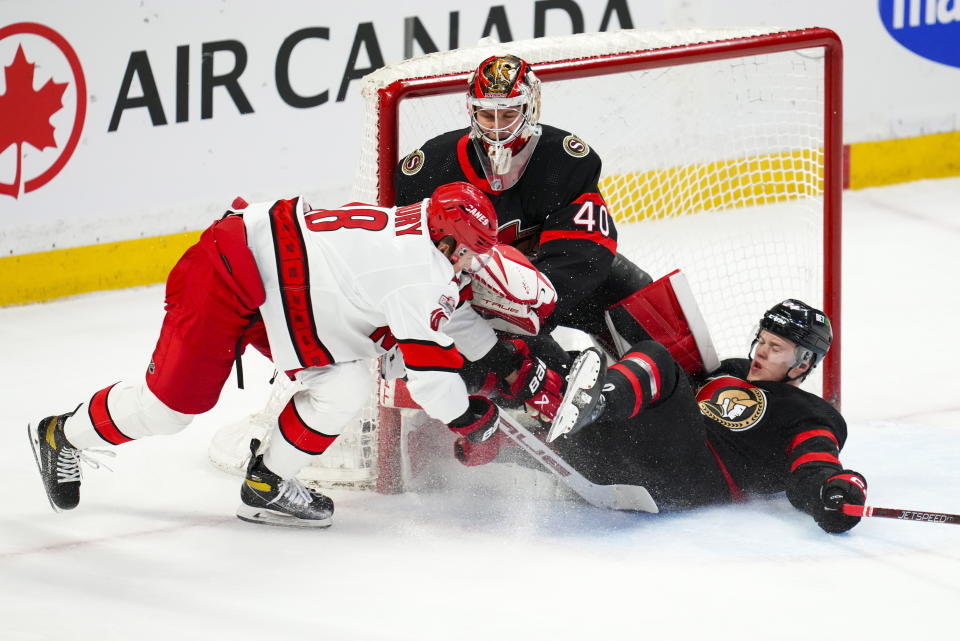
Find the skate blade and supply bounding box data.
[546,409,578,443]
[546,352,602,443]
[26,423,62,513]
[236,504,332,529]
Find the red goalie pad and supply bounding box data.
[605,269,720,375]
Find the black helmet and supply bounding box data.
[757,299,832,373]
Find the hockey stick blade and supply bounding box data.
[842,503,960,525]
[497,410,659,513]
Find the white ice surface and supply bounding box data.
[2,178,960,640]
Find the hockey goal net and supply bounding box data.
[210,27,842,494]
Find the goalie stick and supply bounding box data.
[842,503,960,525]
[497,410,659,513]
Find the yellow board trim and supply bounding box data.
[0,231,200,307]
[848,130,960,189]
[1,131,958,307]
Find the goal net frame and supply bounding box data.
[357,26,843,493]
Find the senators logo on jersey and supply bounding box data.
[401,150,425,176]
[697,376,767,431]
[562,135,590,158]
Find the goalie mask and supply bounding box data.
[427,182,499,272]
[750,299,832,380]
[466,55,542,191]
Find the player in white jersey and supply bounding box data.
[28,182,515,528]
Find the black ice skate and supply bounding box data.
[236,440,334,528]
[28,409,84,511]
[546,348,607,442]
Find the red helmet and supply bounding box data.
[467,55,541,149]
[427,182,498,254]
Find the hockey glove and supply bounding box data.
[447,395,500,441]
[499,339,565,421]
[448,396,503,466]
[816,470,867,534]
[454,430,506,467]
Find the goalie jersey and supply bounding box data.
[395,125,617,324]
[240,197,493,423]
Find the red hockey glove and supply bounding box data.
[817,470,867,534]
[454,430,506,467]
[448,396,503,466]
[447,395,500,441]
[499,340,565,421]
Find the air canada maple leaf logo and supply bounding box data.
[0,23,86,199]
[0,46,67,197]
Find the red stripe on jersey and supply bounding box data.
[623,351,661,403]
[786,429,839,455]
[87,384,132,445]
[269,199,335,368]
[610,363,643,418]
[458,282,474,303]
[790,451,842,472]
[539,230,617,255]
[706,440,744,502]
[278,399,337,455]
[398,339,465,372]
[456,135,501,195]
[571,193,607,207]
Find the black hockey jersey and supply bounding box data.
[394,125,618,322]
[697,358,849,517]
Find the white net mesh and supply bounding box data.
[246,27,836,491]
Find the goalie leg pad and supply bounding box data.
[605,269,719,375]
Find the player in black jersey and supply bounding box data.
[395,55,684,375]
[546,299,868,534]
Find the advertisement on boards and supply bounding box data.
[0,0,957,298]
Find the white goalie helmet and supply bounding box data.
[466,55,543,190]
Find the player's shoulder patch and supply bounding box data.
[562,134,590,158]
[400,149,426,176]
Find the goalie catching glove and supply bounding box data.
[468,245,556,336]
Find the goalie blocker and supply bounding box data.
[468,244,557,336]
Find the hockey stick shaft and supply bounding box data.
[497,410,659,513]
[842,504,960,525]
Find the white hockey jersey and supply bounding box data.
[240,196,493,423]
